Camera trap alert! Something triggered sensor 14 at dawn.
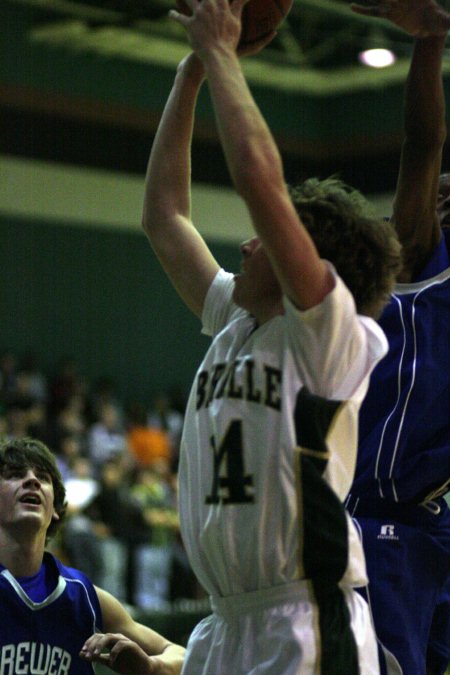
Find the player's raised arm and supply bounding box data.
[142,53,220,319]
[393,34,447,280]
[170,0,334,311]
[352,0,450,281]
[351,0,450,37]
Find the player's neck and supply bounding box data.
[0,529,46,578]
[243,297,284,325]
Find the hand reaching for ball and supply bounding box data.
[351,0,450,37]
[171,0,292,52]
[170,0,249,54]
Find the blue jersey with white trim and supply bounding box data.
[0,552,102,675]
[352,229,450,503]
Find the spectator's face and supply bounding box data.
[61,437,80,459]
[102,405,118,429]
[102,462,121,486]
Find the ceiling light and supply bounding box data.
[358,47,396,68]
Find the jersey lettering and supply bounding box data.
[0,643,71,675]
[196,358,281,411]
[206,420,255,505]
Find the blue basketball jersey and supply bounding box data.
[351,228,450,504]
[0,552,103,675]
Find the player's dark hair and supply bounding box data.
[289,177,402,318]
[0,437,67,541]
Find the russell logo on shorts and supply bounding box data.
[377,524,399,541]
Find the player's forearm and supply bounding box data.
[142,57,205,235]
[404,35,447,148]
[202,47,285,202]
[126,616,186,673]
[391,33,446,273]
[201,46,332,308]
[154,643,186,675]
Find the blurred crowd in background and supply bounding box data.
[0,348,205,611]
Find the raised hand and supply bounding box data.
[351,0,450,37]
[169,0,248,54]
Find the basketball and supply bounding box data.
[240,0,293,47]
[175,0,293,48]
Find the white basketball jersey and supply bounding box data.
[178,268,388,598]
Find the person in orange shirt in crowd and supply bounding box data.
[126,402,171,469]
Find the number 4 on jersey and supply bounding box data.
[206,420,255,505]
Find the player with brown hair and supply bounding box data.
[142,0,401,671]
[0,436,185,675]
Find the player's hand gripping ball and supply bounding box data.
[176,0,294,47]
